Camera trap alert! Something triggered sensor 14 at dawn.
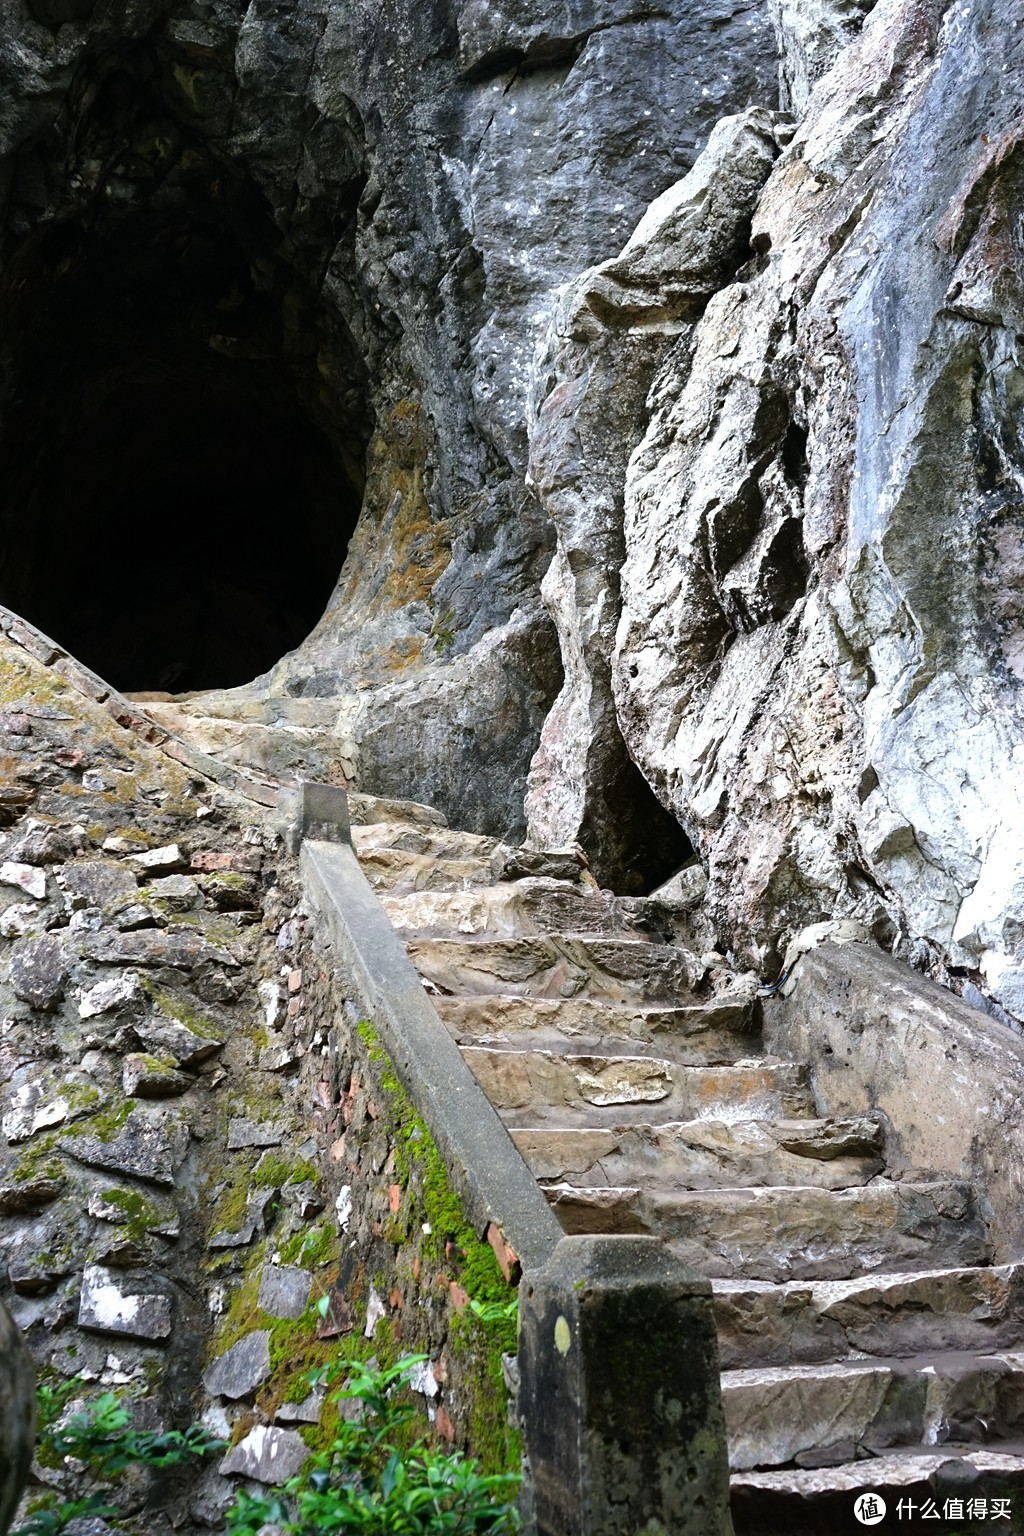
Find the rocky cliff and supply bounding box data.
[2,0,1023,1019]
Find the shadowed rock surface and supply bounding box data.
[0,1299,34,1536]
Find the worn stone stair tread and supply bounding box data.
[723,1350,1024,1471]
[433,991,759,1062]
[345,792,449,829]
[351,820,507,860]
[460,1047,814,1124]
[544,1180,992,1279]
[713,1264,1024,1368]
[339,788,1022,1514]
[725,1356,1024,1473]
[509,1116,884,1191]
[730,1443,1024,1531]
[356,847,499,894]
[732,1443,1024,1490]
[380,879,637,940]
[404,933,701,1001]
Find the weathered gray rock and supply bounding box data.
[78,1265,172,1340]
[768,0,877,116]
[0,1299,35,1536]
[122,1053,191,1099]
[226,1119,287,1151]
[219,1424,308,1485]
[64,1115,177,1186]
[78,971,142,1019]
[59,861,138,913]
[80,931,239,970]
[133,1008,224,1067]
[603,0,1024,1007]
[524,106,786,887]
[2,1076,72,1143]
[0,1173,65,1215]
[257,1266,311,1321]
[203,1331,272,1400]
[0,863,46,901]
[276,1390,324,1425]
[8,932,69,1009]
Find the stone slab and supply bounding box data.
[547,1180,992,1282]
[204,1331,272,1399]
[219,1424,308,1484]
[257,1265,311,1321]
[766,944,1024,1262]
[78,1265,171,1340]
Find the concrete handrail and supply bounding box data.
[300,832,563,1273]
[295,784,733,1536]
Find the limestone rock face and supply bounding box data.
[518,0,1024,1013]
[612,0,1024,1004]
[0,0,779,839]
[523,107,786,885]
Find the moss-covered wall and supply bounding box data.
[253,930,521,1473]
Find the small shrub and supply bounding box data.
[224,1354,520,1536]
[15,1378,223,1536]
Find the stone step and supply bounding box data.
[545,1181,992,1281]
[356,847,499,895]
[434,992,760,1063]
[511,1116,884,1191]
[723,1351,1024,1472]
[381,879,650,941]
[351,821,506,861]
[463,1048,814,1125]
[405,934,701,1001]
[346,792,448,829]
[731,1447,1024,1535]
[714,1264,1024,1369]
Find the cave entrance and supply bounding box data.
[0,193,367,695]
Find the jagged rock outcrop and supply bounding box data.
[525,0,1024,1018]
[0,0,778,841]
[3,0,1023,1016]
[523,107,786,887]
[615,0,1024,1006]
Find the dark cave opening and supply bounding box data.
[0,193,367,695]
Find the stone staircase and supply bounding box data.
[351,808,1024,1529]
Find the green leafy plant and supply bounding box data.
[466,1300,518,1328]
[15,1378,223,1536]
[224,1354,520,1536]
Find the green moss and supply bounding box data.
[227,1076,284,1124]
[356,1021,519,1476]
[60,1100,134,1145]
[139,979,225,1041]
[208,1177,252,1239]
[279,1222,334,1268]
[252,1153,319,1190]
[11,1135,63,1184]
[61,1082,103,1118]
[99,1187,162,1240]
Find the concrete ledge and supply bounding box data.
[300,837,563,1273]
[766,943,1024,1260]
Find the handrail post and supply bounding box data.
[518,1236,734,1536]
